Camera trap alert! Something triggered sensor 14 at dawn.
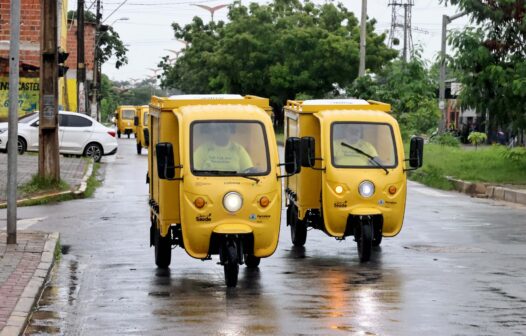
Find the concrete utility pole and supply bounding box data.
[39,0,60,181]
[77,0,87,115]
[91,0,101,120]
[439,12,466,132]
[358,0,367,77]
[7,0,21,245]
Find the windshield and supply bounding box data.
[18,112,37,123]
[122,109,135,120]
[191,121,270,176]
[331,122,397,168]
[143,112,148,126]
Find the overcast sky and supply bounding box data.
[72,0,470,82]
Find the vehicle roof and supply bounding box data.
[178,104,269,120]
[168,94,244,100]
[284,99,391,113]
[150,94,270,111]
[315,109,397,124]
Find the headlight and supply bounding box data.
[223,192,243,213]
[358,181,375,198]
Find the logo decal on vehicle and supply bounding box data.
[196,213,212,222]
[378,199,385,205]
[249,214,257,221]
[334,200,347,208]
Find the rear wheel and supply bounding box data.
[84,143,103,162]
[289,205,307,247]
[245,254,261,268]
[373,228,383,247]
[357,219,373,262]
[117,130,121,138]
[154,227,172,268]
[127,132,130,139]
[136,142,142,155]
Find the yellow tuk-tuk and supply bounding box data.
[134,105,149,154]
[148,94,290,287]
[114,105,137,138]
[283,99,423,262]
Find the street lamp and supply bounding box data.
[109,17,129,27]
[191,4,228,22]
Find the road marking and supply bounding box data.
[17,216,48,230]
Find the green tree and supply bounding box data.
[441,0,526,139]
[347,51,441,135]
[160,0,397,113]
[67,10,128,69]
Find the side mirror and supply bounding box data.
[409,136,424,168]
[300,136,315,167]
[284,137,302,174]
[133,116,139,126]
[156,142,175,179]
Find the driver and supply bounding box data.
[193,123,254,172]
[333,124,378,166]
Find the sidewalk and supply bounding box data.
[0,154,87,203]
[0,231,59,336]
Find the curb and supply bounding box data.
[0,160,94,209]
[0,232,60,336]
[446,176,526,206]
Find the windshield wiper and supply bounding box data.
[341,142,389,175]
[193,170,260,183]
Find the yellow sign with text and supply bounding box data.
[0,77,40,118]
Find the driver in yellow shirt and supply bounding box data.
[193,123,254,172]
[333,124,378,166]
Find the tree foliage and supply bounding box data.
[441,0,526,134]
[67,10,128,69]
[160,0,397,109]
[347,51,441,135]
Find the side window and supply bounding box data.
[67,115,93,127]
[59,114,68,127]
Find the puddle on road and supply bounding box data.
[23,255,80,335]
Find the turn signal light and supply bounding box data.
[259,196,270,208]
[388,185,397,195]
[194,197,206,209]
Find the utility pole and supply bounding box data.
[91,0,101,120]
[388,0,415,62]
[439,12,466,133]
[7,0,21,245]
[39,0,61,181]
[77,0,87,115]
[403,3,409,62]
[358,0,367,77]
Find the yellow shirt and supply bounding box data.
[333,139,378,166]
[193,141,253,172]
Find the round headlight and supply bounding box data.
[335,185,344,194]
[358,181,375,198]
[223,192,243,213]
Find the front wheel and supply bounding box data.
[127,133,130,139]
[84,143,103,163]
[17,137,26,155]
[136,142,142,155]
[154,227,172,268]
[245,254,261,268]
[289,205,307,247]
[222,242,239,287]
[357,220,373,262]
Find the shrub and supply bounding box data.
[430,132,460,147]
[467,131,487,149]
[500,147,526,164]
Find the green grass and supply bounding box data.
[83,163,102,198]
[408,144,526,189]
[20,175,70,196]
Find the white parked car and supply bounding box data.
[0,111,118,162]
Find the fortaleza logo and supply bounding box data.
[196,213,212,222]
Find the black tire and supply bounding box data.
[357,221,373,262]
[136,142,142,155]
[289,205,307,247]
[373,227,383,247]
[117,131,121,138]
[154,227,172,268]
[127,133,130,139]
[84,143,103,163]
[17,137,26,155]
[224,242,239,287]
[245,254,261,268]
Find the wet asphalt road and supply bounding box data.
[1,138,526,335]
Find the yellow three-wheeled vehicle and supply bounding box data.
[114,105,137,138]
[283,99,423,262]
[134,105,149,155]
[148,94,292,287]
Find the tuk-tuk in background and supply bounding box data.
[148,94,288,287]
[283,99,423,262]
[134,105,149,154]
[114,105,137,138]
